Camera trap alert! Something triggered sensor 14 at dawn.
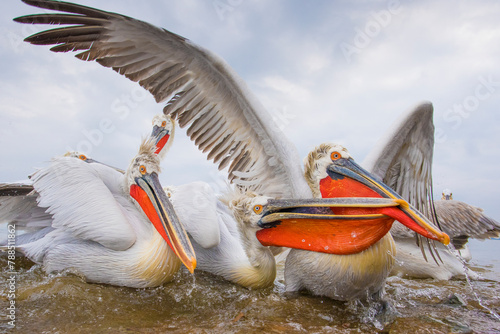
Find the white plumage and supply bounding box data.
[1,140,192,287]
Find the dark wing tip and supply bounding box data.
[18,0,118,19]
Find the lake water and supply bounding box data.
[0,239,499,333]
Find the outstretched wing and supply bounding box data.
[0,182,34,197]
[363,102,435,220]
[16,0,310,198]
[362,100,442,265]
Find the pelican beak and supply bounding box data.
[66,153,126,174]
[151,125,170,155]
[87,158,126,174]
[130,172,196,273]
[256,159,449,255]
[322,158,449,245]
[256,197,399,255]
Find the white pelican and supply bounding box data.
[257,143,449,301]
[0,137,196,288]
[151,113,175,160]
[14,1,450,298]
[17,113,274,289]
[0,111,175,246]
[178,188,278,289]
[435,190,500,249]
[429,190,499,274]
[362,103,500,279]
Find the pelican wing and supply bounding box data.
[0,182,34,197]
[434,200,500,240]
[16,0,310,198]
[31,156,137,251]
[0,192,52,228]
[363,102,435,219]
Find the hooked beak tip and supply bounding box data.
[187,257,197,274]
[394,199,409,209]
[441,233,450,245]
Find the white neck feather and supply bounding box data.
[235,223,276,289]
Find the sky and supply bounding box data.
[0,0,499,221]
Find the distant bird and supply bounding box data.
[433,190,500,261]
[13,1,450,298]
[442,189,453,200]
[362,103,500,280]
[0,127,195,288]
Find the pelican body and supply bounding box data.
[173,188,277,289]
[257,143,448,300]
[0,131,195,288]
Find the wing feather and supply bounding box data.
[0,184,53,230]
[434,200,500,240]
[363,102,435,215]
[362,102,439,244]
[30,156,137,251]
[16,0,310,198]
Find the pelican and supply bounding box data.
[442,189,453,200]
[0,111,175,245]
[362,103,500,279]
[14,1,450,298]
[435,190,500,251]
[257,143,449,301]
[177,188,278,289]
[0,136,196,288]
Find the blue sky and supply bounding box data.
[1,0,499,220]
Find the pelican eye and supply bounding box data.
[161,120,167,127]
[253,205,263,215]
[331,151,341,161]
[78,154,87,161]
[139,165,147,175]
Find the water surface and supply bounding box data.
[1,241,499,333]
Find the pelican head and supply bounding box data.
[64,151,98,162]
[303,143,352,198]
[151,113,175,160]
[257,143,449,255]
[229,191,271,233]
[442,189,453,200]
[127,138,196,273]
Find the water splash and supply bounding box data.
[345,297,392,330]
[447,243,500,322]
